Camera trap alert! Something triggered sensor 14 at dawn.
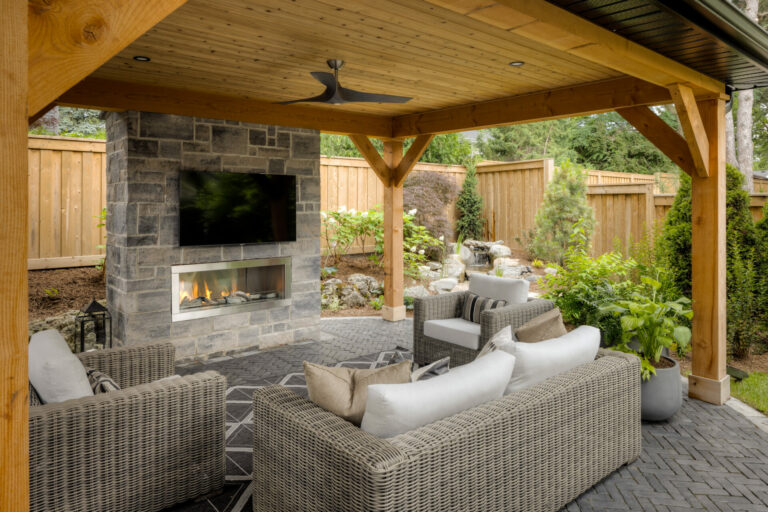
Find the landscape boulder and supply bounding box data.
[442,254,466,281]
[340,285,367,308]
[404,285,430,299]
[429,277,458,294]
[489,244,512,259]
[347,273,380,297]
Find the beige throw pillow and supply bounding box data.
[304,361,411,425]
[515,307,567,342]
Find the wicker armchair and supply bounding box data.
[414,285,555,366]
[252,349,641,512]
[29,342,226,512]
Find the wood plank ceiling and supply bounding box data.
[90,0,624,116]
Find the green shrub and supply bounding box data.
[727,244,761,359]
[540,220,637,345]
[455,162,485,240]
[755,203,768,320]
[527,160,595,265]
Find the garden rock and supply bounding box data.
[429,278,458,294]
[340,286,367,308]
[347,273,379,297]
[404,285,430,299]
[526,275,542,283]
[418,265,440,281]
[489,244,512,259]
[442,255,466,280]
[426,261,443,271]
[492,257,520,268]
[28,310,79,351]
[488,265,532,279]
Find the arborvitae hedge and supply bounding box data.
[455,162,485,240]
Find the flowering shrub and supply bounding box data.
[321,206,443,278]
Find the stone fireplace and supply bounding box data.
[105,111,321,359]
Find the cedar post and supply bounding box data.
[0,0,30,509]
[381,140,406,321]
[688,98,729,404]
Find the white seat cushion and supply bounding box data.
[469,274,528,304]
[500,325,601,394]
[28,330,93,404]
[424,318,481,350]
[361,350,516,437]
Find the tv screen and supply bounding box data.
[179,171,296,246]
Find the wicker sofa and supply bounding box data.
[414,287,555,366]
[29,342,226,512]
[251,349,641,512]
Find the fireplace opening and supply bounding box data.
[172,257,291,322]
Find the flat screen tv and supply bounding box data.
[179,171,296,246]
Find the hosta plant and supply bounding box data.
[601,276,692,381]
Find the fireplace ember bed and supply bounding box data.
[171,257,291,322]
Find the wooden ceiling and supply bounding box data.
[90,0,624,116]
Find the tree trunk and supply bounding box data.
[736,0,758,191]
[726,108,737,167]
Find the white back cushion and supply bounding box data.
[29,330,93,404]
[360,350,515,438]
[501,325,600,394]
[469,274,528,304]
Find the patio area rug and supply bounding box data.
[170,348,410,512]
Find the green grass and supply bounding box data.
[731,372,768,414]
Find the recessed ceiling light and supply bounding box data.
[133,56,151,62]
[508,61,525,67]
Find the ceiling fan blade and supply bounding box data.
[338,86,412,103]
[310,71,337,89]
[276,87,335,105]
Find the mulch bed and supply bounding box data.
[29,267,106,321]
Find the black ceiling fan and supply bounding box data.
[277,59,412,105]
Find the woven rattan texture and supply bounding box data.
[29,343,226,512]
[252,348,641,512]
[413,292,555,365]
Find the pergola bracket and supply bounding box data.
[669,84,711,178]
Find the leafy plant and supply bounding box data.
[531,259,544,268]
[404,295,416,311]
[727,243,761,359]
[541,220,638,345]
[369,296,385,310]
[321,266,337,280]
[526,160,595,265]
[455,162,485,240]
[601,276,692,381]
[44,288,60,299]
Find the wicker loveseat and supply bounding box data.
[29,342,226,512]
[251,349,641,512]
[414,284,555,366]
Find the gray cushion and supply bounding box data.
[424,318,481,350]
[469,274,529,304]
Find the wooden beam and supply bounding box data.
[1,0,29,509]
[392,77,671,137]
[381,140,405,322]
[616,106,697,177]
[689,97,729,405]
[669,84,710,178]
[394,134,435,186]
[428,0,723,96]
[58,77,393,138]
[28,0,189,117]
[348,134,392,183]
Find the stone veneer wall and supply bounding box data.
[105,111,321,359]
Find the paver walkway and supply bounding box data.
[171,317,768,512]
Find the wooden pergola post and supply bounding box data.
[349,134,434,321]
[1,0,30,509]
[689,97,729,404]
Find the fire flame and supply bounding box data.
[179,276,240,305]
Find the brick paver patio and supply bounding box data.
[172,317,768,512]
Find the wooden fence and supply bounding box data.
[587,170,679,194]
[25,137,768,269]
[27,136,106,270]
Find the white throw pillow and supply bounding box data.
[501,325,600,394]
[28,330,93,404]
[360,350,515,438]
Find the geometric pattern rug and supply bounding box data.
[167,348,411,512]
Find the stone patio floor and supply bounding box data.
[172,317,768,512]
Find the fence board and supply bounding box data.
[27,136,105,269]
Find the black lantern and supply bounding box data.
[75,300,112,353]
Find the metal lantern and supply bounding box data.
[75,299,112,353]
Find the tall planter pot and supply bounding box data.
[640,356,682,421]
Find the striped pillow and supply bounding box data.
[85,367,121,394]
[462,292,507,324]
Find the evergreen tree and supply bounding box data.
[659,165,757,297]
[455,162,485,240]
[754,203,768,319]
[476,118,578,164]
[527,160,594,264]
